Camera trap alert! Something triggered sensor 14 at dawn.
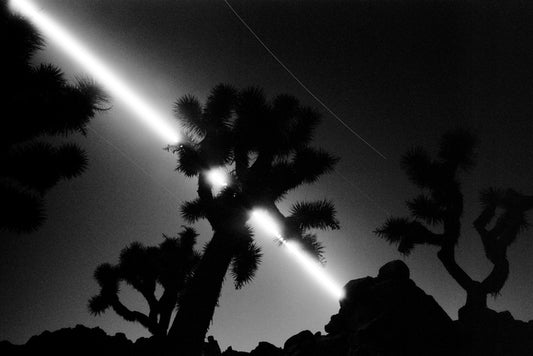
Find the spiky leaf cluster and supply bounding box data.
[0,3,106,233]
[231,241,263,289]
[375,217,442,255]
[377,129,533,301]
[171,84,340,286]
[378,129,475,254]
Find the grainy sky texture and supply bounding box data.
[1,0,533,352]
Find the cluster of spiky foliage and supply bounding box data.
[170,84,339,273]
[88,227,201,336]
[375,129,532,306]
[376,129,476,254]
[0,2,106,233]
[166,84,340,355]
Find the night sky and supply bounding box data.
[1,0,533,352]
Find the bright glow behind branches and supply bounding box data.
[250,210,282,239]
[9,0,180,144]
[250,210,345,300]
[206,168,229,189]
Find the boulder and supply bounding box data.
[319,260,459,355]
[222,345,250,356]
[18,324,135,356]
[250,341,283,356]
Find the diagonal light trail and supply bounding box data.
[249,210,345,300]
[223,0,387,160]
[10,0,345,300]
[9,0,180,144]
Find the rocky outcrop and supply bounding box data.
[282,260,533,356]
[284,260,458,356]
[250,341,283,356]
[0,325,137,356]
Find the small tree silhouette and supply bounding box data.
[88,227,201,337]
[166,84,339,355]
[375,129,532,319]
[1,2,106,233]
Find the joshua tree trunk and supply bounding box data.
[438,229,511,319]
[437,245,473,293]
[167,231,235,356]
[437,240,509,310]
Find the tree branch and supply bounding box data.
[437,246,473,291]
[110,297,159,335]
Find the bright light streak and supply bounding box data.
[10,0,344,300]
[9,0,180,144]
[284,241,345,300]
[250,210,282,238]
[206,168,228,189]
[250,210,345,300]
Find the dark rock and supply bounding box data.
[377,259,410,280]
[456,308,533,356]
[0,340,22,355]
[322,260,459,355]
[284,330,315,356]
[250,341,282,356]
[222,345,250,355]
[0,325,156,356]
[204,335,222,356]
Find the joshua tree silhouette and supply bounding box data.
[88,227,201,337]
[166,84,340,355]
[0,2,106,233]
[375,129,532,319]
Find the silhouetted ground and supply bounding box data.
[2,260,533,355]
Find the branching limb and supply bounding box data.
[110,297,160,335]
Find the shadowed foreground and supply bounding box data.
[2,260,533,356]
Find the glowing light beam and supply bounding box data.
[250,210,345,300]
[9,0,180,144]
[9,0,344,300]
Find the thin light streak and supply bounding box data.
[9,0,180,144]
[250,210,345,300]
[223,0,387,160]
[335,170,391,216]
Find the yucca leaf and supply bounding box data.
[288,200,340,231]
[293,147,339,184]
[174,94,205,137]
[287,106,321,148]
[175,143,203,177]
[88,294,111,316]
[375,217,442,255]
[180,198,206,223]
[178,226,199,250]
[401,147,438,189]
[231,241,262,289]
[406,194,444,225]
[205,83,237,125]
[55,143,88,179]
[94,263,119,293]
[299,233,325,263]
